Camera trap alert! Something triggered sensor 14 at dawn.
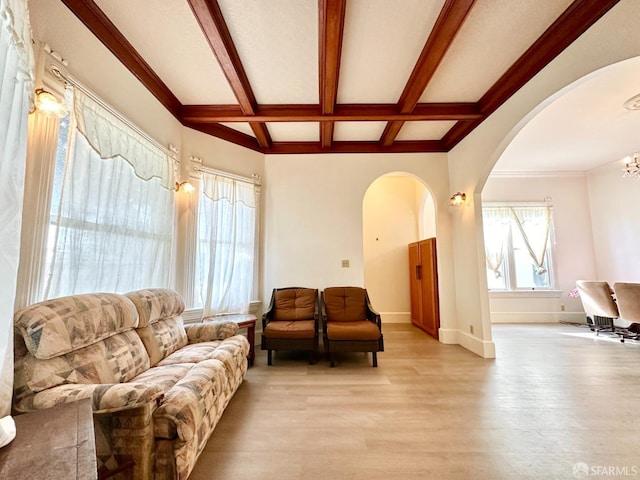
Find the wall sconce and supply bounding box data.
[34,88,67,117]
[175,181,195,193]
[450,192,466,206]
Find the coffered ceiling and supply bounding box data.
[55,0,619,154]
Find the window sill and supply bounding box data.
[182,300,262,324]
[488,290,563,299]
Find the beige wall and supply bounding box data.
[263,153,458,333]
[587,159,640,283]
[363,175,427,323]
[482,175,596,323]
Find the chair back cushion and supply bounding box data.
[575,281,618,318]
[273,288,316,321]
[613,282,640,322]
[126,289,188,366]
[323,287,367,322]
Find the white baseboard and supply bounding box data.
[438,328,495,359]
[490,311,586,324]
[380,312,411,323]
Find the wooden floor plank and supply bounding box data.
[191,323,640,480]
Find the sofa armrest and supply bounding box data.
[15,382,164,415]
[184,321,239,343]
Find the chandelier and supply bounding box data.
[622,153,640,178]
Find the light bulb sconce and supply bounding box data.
[175,181,195,193]
[450,192,466,206]
[34,88,67,117]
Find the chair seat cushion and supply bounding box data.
[264,320,316,339]
[327,321,381,341]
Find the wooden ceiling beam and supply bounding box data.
[183,121,263,153]
[59,0,182,120]
[442,0,621,150]
[265,140,445,155]
[187,0,272,148]
[182,103,481,122]
[319,0,347,148]
[380,0,476,146]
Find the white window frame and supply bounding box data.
[483,202,556,292]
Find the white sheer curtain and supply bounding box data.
[482,207,511,279]
[510,206,551,274]
[483,205,552,277]
[44,89,175,298]
[0,0,34,419]
[194,173,257,316]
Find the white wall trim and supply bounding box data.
[380,312,411,323]
[457,330,496,358]
[491,311,586,324]
[489,171,586,179]
[439,328,496,359]
[489,290,563,299]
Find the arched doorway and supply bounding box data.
[362,173,435,324]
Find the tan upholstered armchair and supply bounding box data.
[575,280,618,334]
[261,288,319,365]
[612,282,640,341]
[321,287,384,367]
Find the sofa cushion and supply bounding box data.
[150,360,227,442]
[125,288,185,328]
[14,293,138,359]
[137,318,188,366]
[323,287,367,322]
[14,329,151,400]
[264,320,316,339]
[273,288,316,321]
[157,335,249,386]
[327,320,381,340]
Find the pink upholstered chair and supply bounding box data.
[612,282,640,341]
[575,280,618,334]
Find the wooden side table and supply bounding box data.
[0,398,97,479]
[204,313,257,366]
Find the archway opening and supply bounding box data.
[362,173,435,324]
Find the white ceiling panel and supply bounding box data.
[494,57,640,173]
[396,121,456,141]
[334,122,387,141]
[338,0,446,104]
[95,0,237,105]
[220,123,256,138]
[218,0,318,104]
[420,0,574,103]
[267,122,319,142]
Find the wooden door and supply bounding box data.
[408,242,422,327]
[419,238,440,339]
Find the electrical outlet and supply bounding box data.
[341,259,349,268]
[560,304,565,311]
[469,324,474,334]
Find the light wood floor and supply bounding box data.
[190,324,640,480]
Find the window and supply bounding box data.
[483,205,554,291]
[192,171,258,316]
[43,88,176,298]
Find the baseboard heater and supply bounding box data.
[587,315,614,330]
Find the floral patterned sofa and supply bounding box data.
[12,288,249,480]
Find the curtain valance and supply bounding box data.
[73,90,174,189]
